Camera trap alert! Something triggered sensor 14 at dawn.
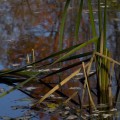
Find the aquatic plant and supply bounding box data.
[0,0,120,119]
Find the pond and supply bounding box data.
[0,0,120,120]
[0,84,39,120]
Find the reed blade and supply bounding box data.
[0,72,40,98]
[59,0,71,50]
[64,91,78,104]
[88,0,97,37]
[52,37,98,65]
[0,43,81,76]
[75,0,83,41]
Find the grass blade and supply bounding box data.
[38,52,92,68]
[59,51,92,62]
[52,37,98,65]
[64,91,78,104]
[59,0,71,50]
[38,58,90,82]
[0,43,81,76]
[75,0,83,41]
[0,72,40,98]
[98,0,102,33]
[88,0,97,37]
[103,0,107,50]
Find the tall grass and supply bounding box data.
[54,0,120,108]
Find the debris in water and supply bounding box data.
[92,109,100,113]
[85,114,90,117]
[65,106,70,110]
[0,88,5,93]
[66,115,78,120]
[12,63,20,67]
[64,111,70,115]
[51,68,60,71]
[110,108,117,112]
[102,113,112,118]
[11,105,29,110]
[15,97,35,102]
[25,86,38,91]
[69,87,81,90]
[92,113,99,117]
[0,116,11,120]
[46,103,58,109]
[15,116,31,120]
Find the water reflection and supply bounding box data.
[0,84,38,119]
[0,0,120,120]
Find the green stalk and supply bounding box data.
[98,0,102,33]
[58,0,71,86]
[75,0,83,41]
[88,0,97,38]
[0,43,81,76]
[103,0,107,50]
[52,37,98,65]
[59,0,71,50]
[106,51,112,106]
[0,72,40,98]
[97,0,102,52]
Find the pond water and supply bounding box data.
[0,84,38,120]
[0,83,65,119]
[0,0,120,120]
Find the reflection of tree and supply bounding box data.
[3,0,120,67]
[107,10,120,82]
[113,22,120,83]
[0,1,15,65]
[106,4,120,104]
[5,0,64,65]
[0,0,89,66]
[6,0,90,65]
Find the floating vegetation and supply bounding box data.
[0,115,34,120]
[0,88,5,93]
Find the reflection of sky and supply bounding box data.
[0,84,28,117]
[0,84,61,120]
[29,24,50,37]
[0,63,4,70]
[0,84,38,120]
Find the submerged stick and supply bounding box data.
[64,91,78,104]
[36,68,81,104]
[82,61,96,110]
[38,80,80,105]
